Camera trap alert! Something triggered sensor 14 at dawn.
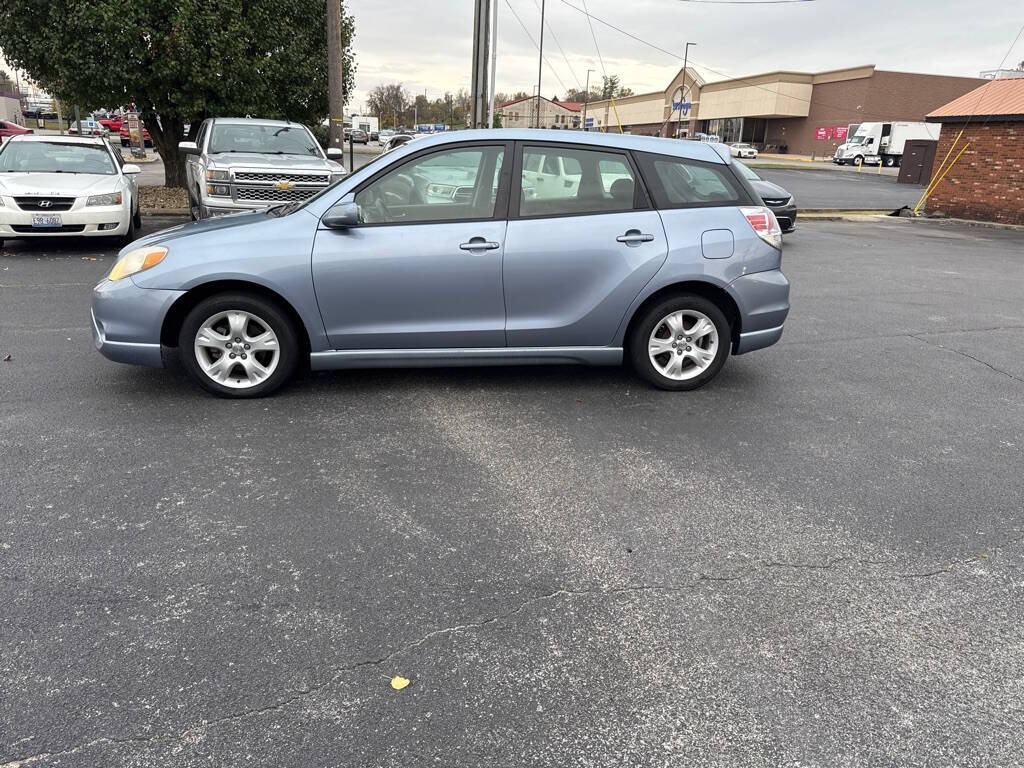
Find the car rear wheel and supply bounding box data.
[179,293,299,398]
[629,295,730,391]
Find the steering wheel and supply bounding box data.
[364,186,393,223]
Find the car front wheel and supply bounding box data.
[178,293,299,398]
[629,295,730,391]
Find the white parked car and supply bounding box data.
[381,133,420,154]
[729,142,758,159]
[0,135,142,248]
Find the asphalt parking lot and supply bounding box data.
[2,218,1023,767]
[756,167,923,210]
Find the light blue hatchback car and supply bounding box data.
[92,130,789,397]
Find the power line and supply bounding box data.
[555,0,961,122]
[532,0,583,91]
[505,0,571,95]
[581,0,608,82]
[675,0,814,3]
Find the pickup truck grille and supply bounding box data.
[234,171,330,184]
[236,186,321,202]
[15,196,76,212]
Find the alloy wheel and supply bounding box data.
[647,309,719,381]
[193,310,280,389]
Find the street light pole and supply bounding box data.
[582,68,594,131]
[488,0,498,128]
[534,0,546,128]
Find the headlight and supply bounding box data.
[206,170,230,181]
[108,246,168,282]
[206,184,230,197]
[330,171,346,184]
[86,191,123,207]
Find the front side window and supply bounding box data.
[519,146,637,217]
[209,123,323,158]
[0,141,116,175]
[637,153,746,208]
[355,145,505,225]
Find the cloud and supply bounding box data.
[344,0,1018,110]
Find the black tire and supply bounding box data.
[853,156,863,167]
[629,294,731,391]
[187,187,200,221]
[178,293,299,398]
[133,201,142,229]
[884,156,896,167]
[120,210,137,245]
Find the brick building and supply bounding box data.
[496,96,581,129]
[586,65,983,156]
[924,79,1024,225]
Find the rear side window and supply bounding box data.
[519,145,638,218]
[636,152,748,208]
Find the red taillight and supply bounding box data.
[740,206,783,250]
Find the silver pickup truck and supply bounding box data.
[178,117,346,219]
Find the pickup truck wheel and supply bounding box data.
[187,188,201,221]
[179,293,299,398]
[629,294,730,391]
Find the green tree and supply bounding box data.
[366,83,409,129]
[0,2,355,187]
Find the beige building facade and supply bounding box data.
[496,96,581,129]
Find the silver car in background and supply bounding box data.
[179,118,346,220]
[93,130,789,398]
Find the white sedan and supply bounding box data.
[729,142,758,159]
[0,135,142,248]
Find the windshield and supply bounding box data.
[849,135,868,145]
[733,160,760,181]
[209,124,323,158]
[0,141,116,175]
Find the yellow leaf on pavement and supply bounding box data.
[390,675,410,690]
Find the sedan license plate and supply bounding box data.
[31,214,62,229]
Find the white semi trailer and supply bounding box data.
[833,121,941,167]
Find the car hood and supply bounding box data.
[0,172,120,196]
[750,178,791,201]
[126,211,278,252]
[207,153,336,171]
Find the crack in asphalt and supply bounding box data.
[5,535,1023,765]
[910,333,1024,385]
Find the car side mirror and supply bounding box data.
[178,141,199,155]
[122,164,142,175]
[323,201,360,229]
[326,147,344,160]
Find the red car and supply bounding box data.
[98,116,125,133]
[0,119,33,143]
[120,120,152,147]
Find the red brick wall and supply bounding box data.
[764,72,984,156]
[926,121,1024,225]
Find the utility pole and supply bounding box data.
[679,42,696,139]
[582,68,594,131]
[326,0,346,155]
[534,0,546,128]
[470,0,491,128]
[487,0,499,128]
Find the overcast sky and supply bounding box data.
[346,0,1021,109]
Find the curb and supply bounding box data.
[142,208,190,216]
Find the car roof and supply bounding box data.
[390,129,730,164]
[212,117,306,128]
[4,134,108,146]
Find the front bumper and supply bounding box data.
[0,203,131,237]
[767,201,798,232]
[91,277,185,367]
[729,269,790,355]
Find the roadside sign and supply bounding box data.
[126,112,146,159]
[815,126,831,140]
[585,117,594,128]
[672,101,692,115]
[834,125,849,140]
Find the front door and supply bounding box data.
[312,143,511,350]
[503,143,668,348]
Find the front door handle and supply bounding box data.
[616,230,655,245]
[459,238,501,251]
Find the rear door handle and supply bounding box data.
[460,238,501,251]
[616,231,655,245]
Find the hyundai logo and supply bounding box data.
[37,200,52,208]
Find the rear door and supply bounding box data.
[502,142,668,347]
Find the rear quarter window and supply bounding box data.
[636,152,751,209]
